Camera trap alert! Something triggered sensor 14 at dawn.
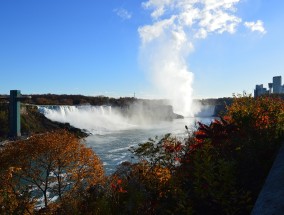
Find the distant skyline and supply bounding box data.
[0,0,283,99]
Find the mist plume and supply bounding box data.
[138,0,265,117]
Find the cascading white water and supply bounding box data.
[194,105,216,117]
[38,104,216,134]
[38,105,137,134]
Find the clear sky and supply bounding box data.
[0,0,283,99]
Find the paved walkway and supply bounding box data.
[251,143,284,215]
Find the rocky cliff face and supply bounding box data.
[193,98,233,117]
[0,104,87,141]
[120,101,183,123]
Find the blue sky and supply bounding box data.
[0,0,283,99]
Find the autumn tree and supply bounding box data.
[0,130,104,211]
[0,166,35,214]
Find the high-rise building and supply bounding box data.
[273,76,282,94]
[254,84,268,97]
[253,76,283,98]
[268,83,273,94]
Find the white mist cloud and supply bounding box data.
[114,8,132,20]
[139,16,176,43]
[139,0,265,116]
[142,0,173,19]
[244,20,267,34]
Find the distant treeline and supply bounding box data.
[0,93,235,106]
[0,94,174,108]
[21,94,139,107]
[1,93,282,107]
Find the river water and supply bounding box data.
[38,105,214,174]
[85,117,213,174]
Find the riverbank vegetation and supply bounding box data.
[0,94,283,214]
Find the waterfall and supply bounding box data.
[194,105,216,117]
[38,105,136,134]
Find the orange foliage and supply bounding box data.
[0,130,104,211]
[226,95,284,137]
[129,162,171,197]
[0,167,35,214]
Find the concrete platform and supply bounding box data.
[251,143,284,215]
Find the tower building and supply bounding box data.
[268,83,273,94]
[273,76,282,94]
